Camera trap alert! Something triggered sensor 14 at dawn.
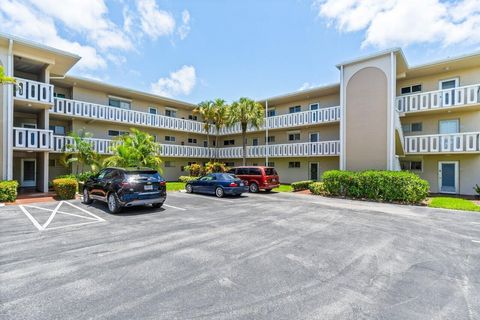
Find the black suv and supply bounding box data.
[82,167,167,213]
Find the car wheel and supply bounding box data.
[186,184,193,193]
[265,189,272,193]
[107,193,121,213]
[249,182,259,193]
[82,188,93,204]
[152,202,163,208]
[215,187,224,198]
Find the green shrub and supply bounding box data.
[0,180,19,202]
[308,182,325,195]
[76,171,96,182]
[52,178,78,200]
[321,170,429,204]
[55,174,76,180]
[179,176,199,183]
[474,184,480,196]
[291,180,313,191]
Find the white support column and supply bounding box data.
[339,65,346,170]
[387,52,396,170]
[5,39,14,180]
[265,100,269,166]
[38,152,49,192]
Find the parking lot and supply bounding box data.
[1,191,480,319]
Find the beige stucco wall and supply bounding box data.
[397,66,480,94]
[402,154,480,195]
[72,86,197,120]
[268,94,340,116]
[401,109,480,136]
[344,65,390,170]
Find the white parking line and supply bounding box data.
[471,240,480,244]
[163,204,186,211]
[171,192,235,203]
[19,205,44,231]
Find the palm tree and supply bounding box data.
[61,129,101,175]
[211,98,229,161]
[0,65,15,84]
[228,97,264,166]
[103,128,162,171]
[194,100,215,160]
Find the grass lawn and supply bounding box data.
[166,182,185,192]
[272,184,293,192]
[428,197,480,212]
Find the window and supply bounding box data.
[54,92,66,98]
[152,135,158,142]
[165,136,176,142]
[439,78,459,90]
[252,138,259,146]
[289,105,301,113]
[252,163,258,166]
[108,130,128,137]
[439,119,459,134]
[165,109,177,118]
[309,103,319,110]
[224,139,235,146]
[400,160,422,171]
[267,108,276,117]
[188,115,198,121]
[237,168,249,175]
[400,84,422,95]
[109,98,131,110]
[225,162,235,167]
[22,123,37,129]
[266,136,275,143]
[203,140,208,147]
[48,159,56,167]
[248,168,262,175]
[288,133,301,141]
[149,107,157,115]
[402,123,422,133]
[187,138,197,144]
[267,162,275,167]
[288,161,301,168]
[164,161,175,168]
[49,125,66,135]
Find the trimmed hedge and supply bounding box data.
[0,180,19,202]
[52,178,78,200]
[291,180,314,191]
[322,170,429,204]
[308,182,325,195]
[178,176,199,183]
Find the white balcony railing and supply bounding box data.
[14,78,54,104]
[52,98,206,134]
[216,106,341,135]
[405,132,480,154]
[13,127,53,150]
[217,141,340,158]
[396,84,480,113]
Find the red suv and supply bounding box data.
[227,166,280,193]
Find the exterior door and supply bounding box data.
[21,159,36,187]
[439,79,459,106]
[309,162,319,181]
[438,161,459,194]
[309,133,319,142]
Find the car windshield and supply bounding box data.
[264,167,278,175]
[126,171,161,180]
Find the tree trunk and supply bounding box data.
[215,134,219,162]
[241,123,247,166]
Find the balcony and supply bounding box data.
[216,106,341,135]
[217,141,340,158]
[51,98,205,134]
[14,78,54,105]
[13,127,53,151]
[396,84,480,113]
[405,132,480,154]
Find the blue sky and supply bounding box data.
[1,0,480,103]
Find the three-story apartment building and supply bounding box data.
[1,34,479,195]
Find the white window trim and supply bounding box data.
[438,77,459,90]
[149,107,158,114]
[309,132,320,142]
[438,119,460,134]
[22,123,37,129]
[400,84,422,95]
[309,103,320,110]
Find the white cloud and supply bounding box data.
[0,0,106,70]
[178,10,191,40]
[137,0,176,39]
[314,0,480,48]
[151,65,196,97]
[299,82,317,91]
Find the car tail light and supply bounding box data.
[159,181,166,186]
[229,182,238,187]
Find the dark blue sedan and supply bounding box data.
[185,173,248,197]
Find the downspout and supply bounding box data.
[339,65,346,170]
[388,52,396,170]
[5,39,14,180]
[265,100,269,166]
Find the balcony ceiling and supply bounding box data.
[14,56,46,74]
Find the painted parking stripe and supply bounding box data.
[163,204,186,211]
[25,205,99,221]
[171,192,235,203]
[472,240,480,243]
[19,205,44,231]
